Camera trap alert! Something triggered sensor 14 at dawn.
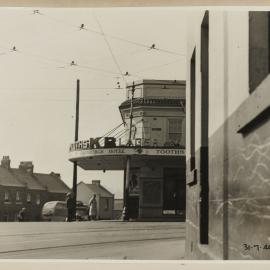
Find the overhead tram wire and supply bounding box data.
[0,41,123,77]
[76,48,148,68]
[92,11,127,86]
[31,9,185,58]
[131,59,184,76]
[0,86,125,92]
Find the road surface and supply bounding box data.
[0,221,185,259]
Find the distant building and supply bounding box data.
[0,156,70,221]
[69,79,186,221]
[77,180,114,220]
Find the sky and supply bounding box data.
[0,7,186,198]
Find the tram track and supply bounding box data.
[0,236,183,256]
[0,224,185,238]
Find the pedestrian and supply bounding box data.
[88,194,97,220]
[17,207,26,222]
[66,192,74,222]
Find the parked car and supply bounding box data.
[41,201,89,221]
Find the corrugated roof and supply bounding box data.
[34,173,70,193]
[0,167,25,187]
[85,183,114,198]
[11,169,46,190]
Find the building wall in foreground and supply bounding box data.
[186,10,270,259]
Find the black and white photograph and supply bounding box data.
[0,1,269,267]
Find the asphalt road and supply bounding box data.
[0,221,185,260]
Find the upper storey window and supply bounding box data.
[168,118,183,144]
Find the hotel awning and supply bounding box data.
[69,147,185,170]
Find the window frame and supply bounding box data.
[4,191,9,202]
[167,118,183,145]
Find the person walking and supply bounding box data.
[17,207,26,222]
[66,193,74,222]
[88,194,97,220]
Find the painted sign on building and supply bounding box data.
[69,147,185,157]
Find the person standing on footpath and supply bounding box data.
[66,193,74,222]
[88,194,97,220]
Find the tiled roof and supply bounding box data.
[0,167,25,187]
[11,169,46,190]
[34,173,70,194]
[0,165,70,194]
[85,183,114,198]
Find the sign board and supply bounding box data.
[69,147,185,158]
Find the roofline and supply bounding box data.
[34,172,71,191]
[126,79,186,88]
[85,183,114,197]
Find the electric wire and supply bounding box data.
[92,11,126,85]
[0,87,125,92]
[0,41,123,77]
[99,122,124,139]
[115,130,128,139]
[32,9,185,57]
[133,59,184,75]
[0,9,185,93]
[106,127,127,140]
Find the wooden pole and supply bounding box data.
[72,79,80,213]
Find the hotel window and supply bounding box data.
[249,12,270,93]
[16,191,20,201]
[36,194,40,205]
[4,191,9,202]
[168,119,183,144]
[27,193,31,203]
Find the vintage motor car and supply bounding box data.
[41,201,89,221]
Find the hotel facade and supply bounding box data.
[69,79,186,220]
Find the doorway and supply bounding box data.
[127,196,139,219]
[163,168,186,218]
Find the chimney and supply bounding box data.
[1,156,11,169]
[19,161,34,173]
[92,180,100,185]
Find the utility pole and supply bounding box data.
[127,81,135,146]
[122,82,135,221]
[72,79,80,219]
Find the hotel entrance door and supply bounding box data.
[127,196,139,219]
[163,168,185,217]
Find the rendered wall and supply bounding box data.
[186,10,270,259]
